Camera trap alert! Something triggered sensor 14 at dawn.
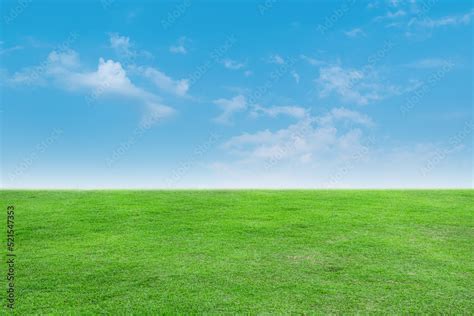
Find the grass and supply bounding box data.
[1,190,473,314]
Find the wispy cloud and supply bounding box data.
[316,65,372,105]
[169,36,188,54]
[109,33,152,62]
[316,108,374,127]
[8,49,174,120]
[0,44,23,55]
[250,104,308,119]
[136,66,189,96]
[291,71,300,83]
[377,6,474,35]
[316,64,402,105]
[267,54,285,64]
[404,58,452,69]
[300,54,324,66]
[222,58,245,70]
[374,9,406,21]
[387,9,406,18]
[412,10,474,28]
[222,107,373,165]
[109,33,133,57]
[344,28,365,38]
[213,94,247,125]
[8,49,81,86]
[126,8,142,24]
[367,1,380,9]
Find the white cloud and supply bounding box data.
[8,49,80,86]
[109,33,152,61]
[387,9,406,18]
[169,46,186,54]
[47,50,81,70]
[367,1,379,9]
[169,37,188,54]
[110,34,130,51]
[109,33,133,57]
[413,10,474,28]
[222,107,372,164]
[344,28,365,38]
[317,108,374,127]
[126,8,142,23]
[213,95,247,124]
[369,1,473,32]
[62,57,174,119]
[268,54,285,64]
[250,105,308,119]
[222,59,245,70]
[291,71,300,83]
[317,65,368,105]
[65,58,147,97]
[8,49,174,120]
[0,44,23,55]
[300,54,324,66]
[380,7,474,34]
[316,65,401,105]
[404,58,452,69]
[207,133,471,189]
[138,66,189,96]
[374,9,406,21]
[8,69,45,86]
[213,95,308,122]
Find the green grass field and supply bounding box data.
[1,190,473,314]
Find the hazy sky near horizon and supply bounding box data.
[1,0,473,188]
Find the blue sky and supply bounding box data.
[1,0,472,188]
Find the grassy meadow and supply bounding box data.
[1,190,473,314]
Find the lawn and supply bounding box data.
[1,190,473,314]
